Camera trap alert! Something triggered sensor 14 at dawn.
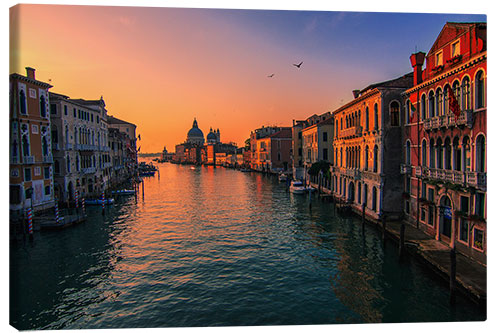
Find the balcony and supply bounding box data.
[23,155,35,164]
[75,144,97,151]
[400,164,411,174]
[423,167,464,184]
[415,166,422,177]
[465,171,487,190]
[100,146,111,152]
[42,155,53,163]
[338,126,362,139]
[81,167,96,174]
[423,110,473,131]
[10,156,20,164]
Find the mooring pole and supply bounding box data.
[142,179,145,201]
[27,207,33,242]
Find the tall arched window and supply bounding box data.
[364,146,369,171]
[421,94,427,120]
[430,139,435,168]
[335,120,338,137]
[463,137,471,171]
[42,136,48,156]
[54,160,60,174]
[372,186,377,212]
[374,103,379,130]
[22,135,30,156]
[475,70,485,109]
[19,89,27,115]
[40,95,47,118]
[422,139,427,167]
[453,137,461,171]
[444,137,452,170]
[462,76,470,110]
[476,134,486,172]
[444,84,451,115]
[340,148,343,168]
[365,107,370,131]
[429,91,435,118]
[436,138,443,169]
[373,145,379,173]
[406,100,411,124]
[390,101,400,126]
[452,80,461,109]
[358,182,361,203]
[406,140,411,164]
[436,88,443,116]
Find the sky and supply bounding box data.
[9,2,486,153]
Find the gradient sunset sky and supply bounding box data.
[9,3,485,152]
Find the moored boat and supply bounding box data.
[85,198,115,205]
[289,180,306,194]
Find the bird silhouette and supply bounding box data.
[293,61,303,68]
[268,74,274,78]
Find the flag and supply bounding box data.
[410,102,417,119]
[447,85,461,120]
[138,146,141,152]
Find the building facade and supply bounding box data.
[10,67,54,215]
[402,22,486,263]
[331,73,413,221]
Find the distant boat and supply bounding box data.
[290,181,306,194]
[85,198,115,205]
[190,166,196,170]
[278,172,287,182]
[112,189,136,196]
[240,168,251,172]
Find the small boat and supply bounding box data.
[290,181,306,194]
[305,186,317,193]
[240,168,251,172]
[85,198,115,205]
[190,166,196,170]
[112,189,136,196]
[139,171,155,177]
[278,173,287,182]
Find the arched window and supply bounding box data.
[390,101,400,126]
[443,85,450,115]
[66,156,71,173]
[335,120,338,137]
[54,160,60,174]
[462,76,470,110]
[453,137,461,171]
[22,134,30,156]
[475,70,485,109]
[374,103,379,130]
[358,182,361,203]
[452,80,461,109]
[42,136,48,156]
[422,139,427,167]
[428,91,435,118]
[406,100,411,124]
[421,94,427,120]
[406,140,411,164]
[436,138,443,169]
[340,148,343,168]
[364,146,369,171]
[340,118,343,130]
[365,107,369,131]
[444,137,452,170]
[363,184,368,206]
[430,139,435,168]
[40,94,47,118]
[373,145,379,173]
[476,134,486,172]
[463,137,471,171]
[436,88,443,116]
[372,186,377,212]
[19,89,27,115]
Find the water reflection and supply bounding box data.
[10,163,485,330]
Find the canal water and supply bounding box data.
[10,162,485,329]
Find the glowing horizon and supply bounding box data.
[10,4,485,152]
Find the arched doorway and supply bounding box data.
[439,195,453,239]
[67,181,74,202]
[348,182,355,202]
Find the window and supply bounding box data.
[373,145,378,173]
[372,186,377,212]
[451,40,460,57]
[428,91,435,118]
[44,166,50,179]
[19,89,27,115]
[323,132,327,142]
[73,108,76,117]
[44,186,51,196]
[422,183,427,199]
[421,94,427,120]
[463,137,471,171]
[405,200,410,214]
[428,205,434,226]
[365,107,369,131]
[436,88,443,116]
[358,183,361,203]
[50,104,57,115]
[64,105,68,115]
[436,51,443,66]
[298,147,302,157]
[436,138,443,169]
[39,95,47,117]
[422,140,427,167]
[460,196,469,213]
[323,148,328,161]
[364,146,369,171]
[476,135,485,172]
[24,168,31,181]
[473,228,484,251]
[406,141,411,164]
[406,100,411,124]
[10,185,22,205]
[405,175,411,193]
[475,71,485,109]
[475,193,485,218]
[428,188,435,202]
[459,219,469,243]
[374,104,379,129]
[390,101,400,126]
[420,207,426,222]
[444,137,452,170]
[54,160,60,175]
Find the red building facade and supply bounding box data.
[402,22,486,264]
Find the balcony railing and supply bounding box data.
[23,155,35,164]
[422,167,486,190]
[423,110,473,131]
[400,164,411,174]
[415,166,422,177]
[81,167,96,174]
[10,156,19,164]
[42,155,53,163]
[338,126,362,139]
[465,171,487,190]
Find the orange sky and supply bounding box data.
[11,4,479,152]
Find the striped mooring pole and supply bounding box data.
[27,207,33,241]
[55,201,60,224]
[101,190,105,215]
[75,190,79,209]
[81,197,86,215]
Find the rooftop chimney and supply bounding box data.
[26,67,36,79]
[352,90,360,99]
[410,52,426,86]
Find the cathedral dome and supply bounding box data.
[207,130,217,142]
[187,118,204,144]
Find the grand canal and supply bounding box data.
[10,162,486,329]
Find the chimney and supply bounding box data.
[410,52,426,86]
[26,67,36,79]
[352,90,360,99]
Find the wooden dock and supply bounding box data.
[38,214,87,230]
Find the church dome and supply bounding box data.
[207,131,217,142]
[187,118,204,144]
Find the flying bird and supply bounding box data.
[293,61,303,68]
[268,74,274,78]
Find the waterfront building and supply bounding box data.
[253,127,292,172]
[10,67,54,215]
[301,116,334,171]
[402,22,486,263]
[108,115,138,173]
[49,92,110,200]
[331,73,413,221]
[109,127,130,187]
[249,126,288,171]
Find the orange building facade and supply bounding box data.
[402,22,486,263]
[10,68,54,215]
